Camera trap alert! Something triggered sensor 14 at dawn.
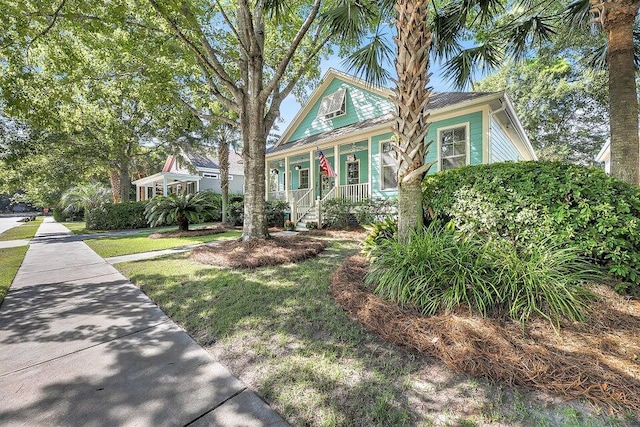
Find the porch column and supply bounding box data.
[284,157,290,202]
[136,185,141,202]
[162,177,168,196]
[334,145,340,192]
[265,164,269,200]
[368,136,372,197]
[309,150,315,202]
[196,179,200,193]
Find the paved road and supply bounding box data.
[0,217,23,235]
[0,218,287,426]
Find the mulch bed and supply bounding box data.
[330,254,640,415]
[305,228,368,241]
[148,225,228,239]
[190,235,326,268]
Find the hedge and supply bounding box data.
[423,161,640,295]
[86,201,148,230]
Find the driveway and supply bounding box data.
[0,217,24,235]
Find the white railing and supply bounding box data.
[320,186,336,203]
[337,183,369,203]
[293,188,314,223]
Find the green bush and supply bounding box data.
[53,206,84,222]
[86,201,147,230]
[423,161,640,295]
[226,199,287,227]
[323,198,355,228]
[366,222,602,326]
[199,192,223,223]
[362,216,397,258]
[355,198,397,225]
[144,193,212,231]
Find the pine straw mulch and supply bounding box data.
[330,254,640,416]
[148,225,228,239]
[305,227,368,241]
[190,235,326,268]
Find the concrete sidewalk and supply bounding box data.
[0,218,287,426]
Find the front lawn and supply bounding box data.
[0,217,43,241]
[61,221,223,236]
[115,236,625,426]
[0,246,28,304]
[85,230,241,258]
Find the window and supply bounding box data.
[346,160,359,185]
[317,88,347,120]
[298,168,309,189]
[203,172,219,179]
[440,126,467,171]
[380,141,397,190]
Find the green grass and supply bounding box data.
[0,217,43,241]
[0,246,28,303]
[61,221,223,236]
[85,231,241,257]
[114,237,631,427]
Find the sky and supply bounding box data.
[276,51,456,133]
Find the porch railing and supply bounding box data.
[293,188,314,224]
[268,191,286,201]
[337,183,369,203]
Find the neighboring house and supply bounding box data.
[132,150,244,201]
[595,140,611,174]
[265,69,536,225]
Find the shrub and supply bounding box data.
[362,216,397,259]
[144,193,213,231]
[86,201,147,230]
[366,222,603,326]
[266,199,288,227]
[53,206,84,222]
[199,191,223,223]
[355,198,397,225]
[227,200,244,226]
[323,198,355,228]
[423,161,640,295]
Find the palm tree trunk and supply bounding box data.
[218,141,230,224]
[605,1,640,185]
[109,170,121,203]
[394,0,433,240]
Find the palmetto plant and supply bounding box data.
[144,193,213,231]
[60,182,112,217]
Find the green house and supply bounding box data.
[265,69,536,224]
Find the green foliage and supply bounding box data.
[53,206,83,222]
[367,223,601,326]
[59,182,112,220]
[199,191,223,223]
[226,198,287,227]
[423,161,640,295]
[86,201,148,231]
[144,193,213,231]
[354,198,397,225]
[362,217,398,259]
[323,198,355,228]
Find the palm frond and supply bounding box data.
[442,42,504,89]
[504,15,556,59]
[263,0,292,19]
[321,0,379,45]
[342,32,394,87]
[564,0,591,27]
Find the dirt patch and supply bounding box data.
[148,225,228,239]
[190,235,326,268]
[330,254,640,416]
[305,228,368,241]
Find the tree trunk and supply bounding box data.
[119,166,131,202]
[394,0,433,241]
[241,103,269,241]
[109,170,121,203]
[177,214,189,231]
[605,1,640,185]
[219,141,230,224]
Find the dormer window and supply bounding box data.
[317,88,347,120]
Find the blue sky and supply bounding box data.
[277,52,456,133]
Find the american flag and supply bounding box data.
[318,149,337,177]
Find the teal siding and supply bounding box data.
[489,117,521,162]
[426,111,484,173]
[371,132,397,198]
[287,79,393,143]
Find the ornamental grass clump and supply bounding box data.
[366,222,603,327]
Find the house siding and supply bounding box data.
[489,117,521,162]
[426,111,484,173]
[287,79,393,143]
[199,175,244,194]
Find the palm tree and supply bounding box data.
[210,123,241,225]
[326,0,435,240]
[60,182,112,219]
[144,192,212,231]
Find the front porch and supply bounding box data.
[132,172,202,202]
[266,140,370,224]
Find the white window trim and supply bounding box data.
[437,122,470,172]
[298,168,310,189]
[345,158,360,185]
[379,140,397,191]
